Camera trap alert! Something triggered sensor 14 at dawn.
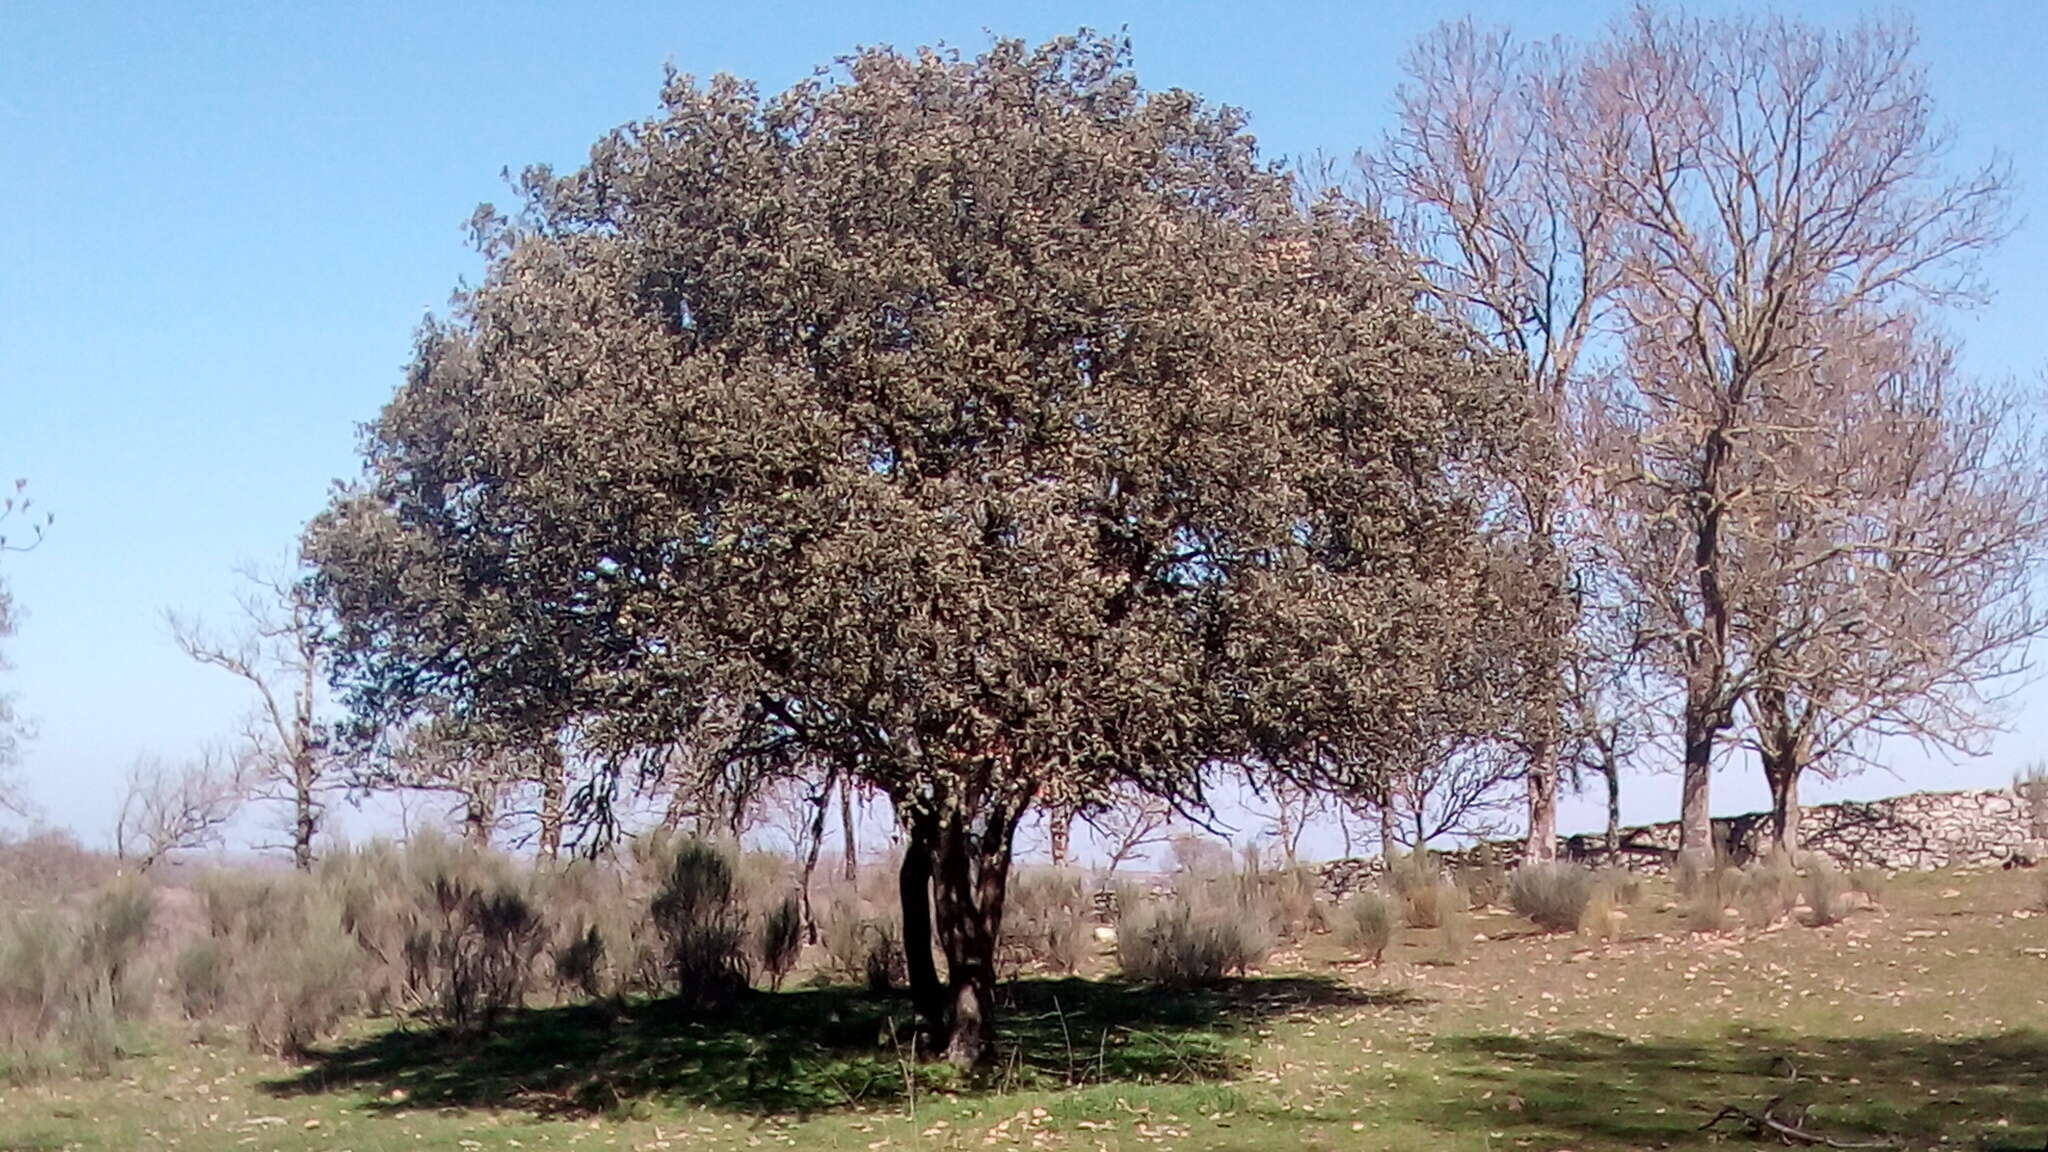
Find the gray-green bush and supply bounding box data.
[1507,862,1595,933]
[1116,880,1272,987]
[1336,890,1395,964]
[1001,868,1089,976]
[1803,861,1849,927]
[0,873,158,1080]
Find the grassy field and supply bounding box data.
[4,866,2046,1151]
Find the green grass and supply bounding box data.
[3,867,2046,1150]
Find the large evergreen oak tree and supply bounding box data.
[306,36,1529,1065]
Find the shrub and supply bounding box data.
[1803,862,1849,927]
[0,909,77,1080]
[1848,867,1890,907]
[863,922,906,994]
[1579,888,1618,940]
[1439,901,1473,965]
[650,839,750,1003]
[757,895,802,991]
[0,874,159,1080]
[1260,865,1325,941]
[1508,863,1596,933]
[1457,844,1508,910]
[79,874,156,1016]
[1001,868,1088,975]
[821,889,869,979]
[551,925,607,1001]
[241,894,362,1057]
[1599,868,1643,906]
[1336,891,1395,965]
[316,840,412,1013]
[1681,868,1736,934]
[397,837,546,1032]
[1388,852,1449,928]
[1736,859,1801,929]
[174,937,229,1018]
[1116,891,1271,987]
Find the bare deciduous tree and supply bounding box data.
[1082,786,1177,876]
[0,479,52,821]
[169,568,333,870]
[1737,328,2047,855]
[1367,22,1624,863]
[1387,7,2014,874]
[115,747,249,870]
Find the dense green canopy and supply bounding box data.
[306,34,1531,1063]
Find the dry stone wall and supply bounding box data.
[1316,785,2048,899]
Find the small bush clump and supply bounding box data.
[1508,862,1596,933]
[650,838,750,1003]
[1848,867,1890,907]
[1680,869,1736,934]
[1736,859,1801,929]
[1388,852,1453,928]
[1802,861,1849,927]
[1457,844,1508,910]
[757,895,802,991]
[1336,890,1395,965]
[1001,868,1089,975]
[1117,891,1271,987]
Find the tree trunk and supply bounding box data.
[840,780,859,883]
[1753,684,1808,862]
[1377,791,1399,866]
[1765,760,1800,861]
[291,656,319,871]
[799,771,833,945]
[536,745,565,863]
[462,783,495,848]
[929,802,1021,1070]
[898,812,944,1050]
[292,760,317,872]
[1524,742,1559,863]
[1602,746,1621,856]
[1677,703,1717,877]
[1048,808,1072,869]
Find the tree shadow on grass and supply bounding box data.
[1412,1027,2048,1151]
[265,976,1422,1120]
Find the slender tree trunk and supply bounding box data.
[1525,743,1559,863]
[1602,745,1621,856]
[463,783,495,848]
[898,811,944,1050]
[292,760,317,872]
[291,657,319,871]
[840,780,859,883]
[1378,790,1399,867]
[1048,807,1072,869]
[799,771,833,945]
[536,744,565,863]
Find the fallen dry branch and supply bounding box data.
[1700,1098,1897,1148]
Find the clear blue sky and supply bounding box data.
[2,1,2044,846]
